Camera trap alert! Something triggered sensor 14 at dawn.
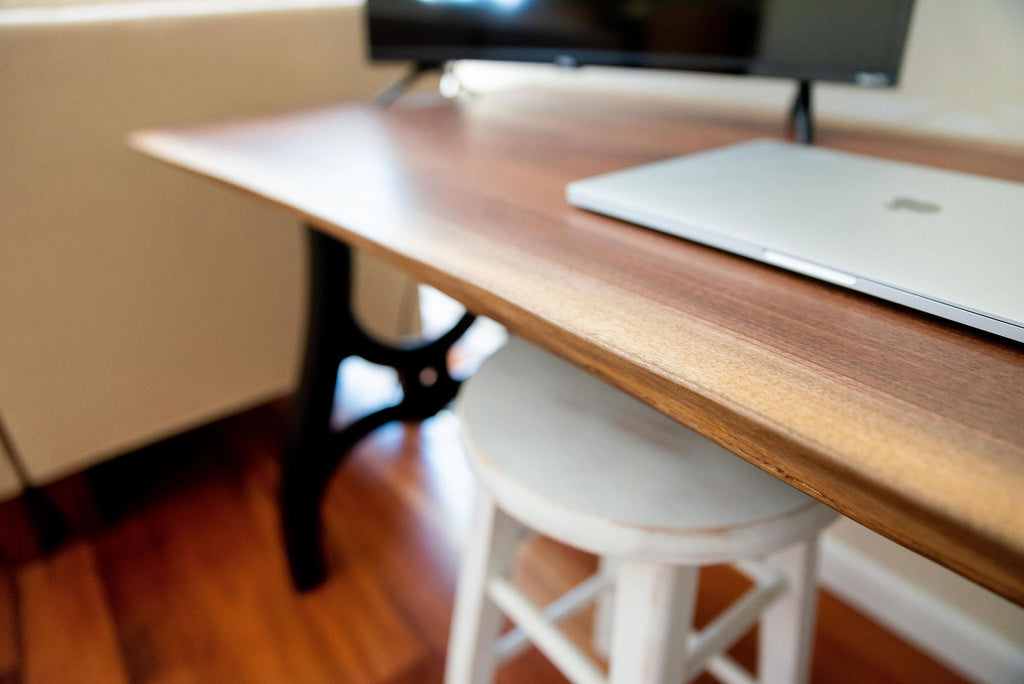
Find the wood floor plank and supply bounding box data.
[215,401,431,684]
[0,497,42,564]
[320,438,461,654]
[17,541,128,684]
[299,562,428,683]
[0,564,20,684]
[810,591,971,684]
[92,443,349,683]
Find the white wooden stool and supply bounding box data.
[445,337,838,684]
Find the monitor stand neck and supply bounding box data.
[790,80,814,145]
[374,61,443,107]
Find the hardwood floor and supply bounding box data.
[0,356,971,683]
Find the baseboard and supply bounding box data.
[819,536,1024,684]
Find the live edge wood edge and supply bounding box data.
[128,88,1024,605]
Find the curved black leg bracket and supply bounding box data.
[281,226,475,590]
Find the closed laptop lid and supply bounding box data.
[567,139,1024,343]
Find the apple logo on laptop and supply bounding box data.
[887,197,941,213]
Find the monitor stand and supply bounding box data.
[790,80,814,145]
[377,66,817,146]
[374,60,443,107]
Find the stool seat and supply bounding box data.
[458,337,836,565]
[447,337,838,684]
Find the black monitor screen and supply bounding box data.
[368,0,915,86]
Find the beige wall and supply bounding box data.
[0,3,417,485]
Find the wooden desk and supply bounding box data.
[131,89,1024,604]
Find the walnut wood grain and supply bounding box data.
[130,89,1024,604]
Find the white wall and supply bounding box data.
[896,0,1024,141]
[821,518,1024,683]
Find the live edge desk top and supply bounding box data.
[131,89,1024,605]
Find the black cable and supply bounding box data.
[0,408,70,554]
[0,410,28,680]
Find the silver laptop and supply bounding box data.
[567,139,1024,343]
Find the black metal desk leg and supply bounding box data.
[280,227,475,591]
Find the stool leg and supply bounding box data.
[757,538,821,684]
[445,490,522,684]
[608,561,698,684]
[592,557,618,659]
